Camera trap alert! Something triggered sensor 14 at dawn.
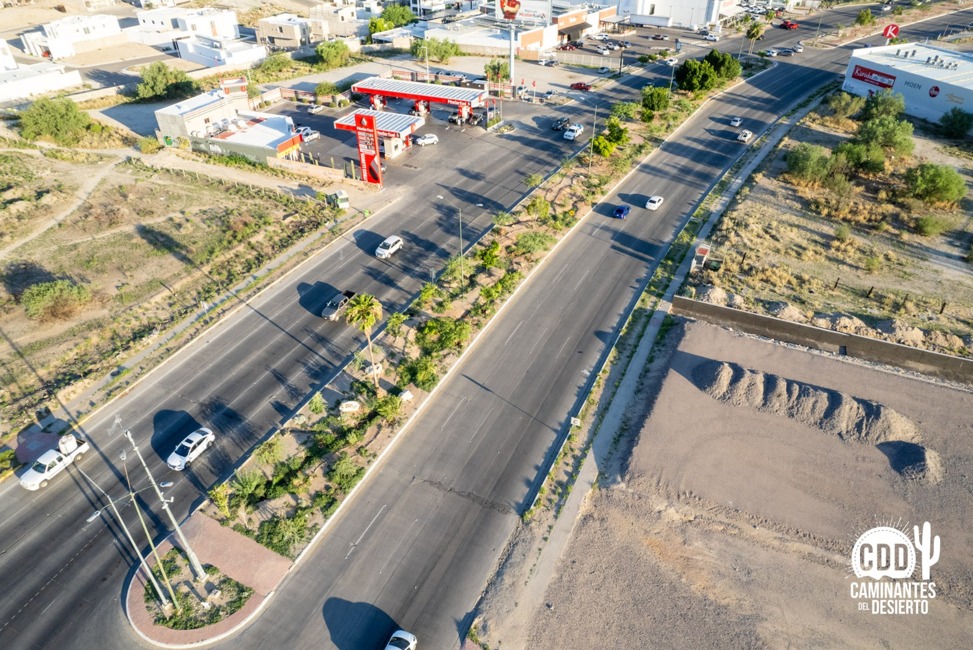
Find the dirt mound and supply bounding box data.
[692,360,922,445]
[696,285,730,306]
[769,301,809,323]
[876,441,946,485]
[810,312,875,336]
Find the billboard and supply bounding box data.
[851,64,896,89]
[497,0,552,23]
[355,113,383,186]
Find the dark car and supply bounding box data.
[552,116,571,131]
[570,82,592,91]
[612,205,631,220]
[467,113,483,126]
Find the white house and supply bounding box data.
[130,7,241,51]
[311,3,363,38]
[176,8,241,40]
[0,40,17,72]
[20,14,126,60]
[0,62,84,103]
[256,14,328,49]
[176,35,267,68]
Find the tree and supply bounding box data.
[604,116,628,145]
[785,142,830,185]
[641,86,670,111]
[611,101,639,121]
[346,294,384,387]
[834,141,885,173]
[426,37,460,63]
[367,17,394,43]
[855,9,875,26]
[854,117,914,156]
[939,107,973,138]
[746,23,765,54]
[20,279,92,321]
[19,97,92,146]
[381,4,416,27]
[136,62,198,101]
[385,312,406,346]
[826,91,865,119]
[903,163,967,204]
[704,49,741,80]
[484,57,509,83]
[317,39,351,68]
[861,89,905,121]
[591,135,615,157]
[675,59,718,93]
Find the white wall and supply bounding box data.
[0,64,84,103]
[617,0,721,29]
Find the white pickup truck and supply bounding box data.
[19,432,89,490]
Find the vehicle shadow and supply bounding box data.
[149,410,203,463]
[322,597,400,650]
[298,281,338,316]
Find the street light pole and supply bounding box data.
[573,93,599,173]
[123,429,206,581]
[436,194,464,280]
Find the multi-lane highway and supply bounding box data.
[0,3,968,649]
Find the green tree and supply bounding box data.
[860,89,905,121]
[476,239,503,269]
[346,293,384,387]
[604,116,628,144]
[855,9,875,26]
[20,279,92,320]
[785,142,830,185]
[375,394,403,423]
[19,97,92,145]
[675,59,718,93]
[385,312,406,344]
[492,210,515,227]
[591,135,616,157]
[903,163,967,204]
[524,173,543,188]
[512,231,556,257]
[317,39,351,68]
[426,37,460,63]
[208,484,231,519]
[826,91,866,119]
[367,17,395,43]
[485,57,509,83]
[641,86,670,111]
[611,101,639,121]
[381,4,416,26]
[232,470,266,506]
[746,23,765,54]
[834,141,885,173]
[703,49,741,80]
[255,437,283,465]
[939,107,973,138]
[136,62,198,101]
[854,117,914,156]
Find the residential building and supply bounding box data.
[256,14,327,49]
[310,3,362,38]
[176,35,267,68]
[0,40,17,72]
[131,7,241,51]
[0,40,84,103]
[409,0,447,21]
[20,14,126,60]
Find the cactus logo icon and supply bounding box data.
[848,521,940,615]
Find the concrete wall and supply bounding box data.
[671,296,973,385]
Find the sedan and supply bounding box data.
[166,428,215,470]
[729,116,743,127]
[307,104,324,114]
[792,43,804,52]
[738,129,754,142]
[414,133,439,146]
[570,82,592,91]
[552,116,571,131]
[384,630,417,650]
[778,48,794,56]
[375,234,404,259]
[598,66,612,74]
[765,48,779,57]
[704,34,720,41]
[645,195,664,210]
[652,34,670,41]
[557,43,576,50]
[612,205,631,220]
[563,124,584,140]
[297,127,320,141]
[663,57,679,66]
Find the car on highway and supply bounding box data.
[570,82,592,91]
[297,126,320,141]
[780,19,799,29]
[384,630,417,650]
[645,195,664,210]
[792,43,804,52]
[612,205,631,220]
[321,289,355,320]
[881,2,893,11]
[375,235,404,259]
[414,133,439,146]
[729,116,743,127]
[552,116,571,131]
[538,58,559,66]
[652,34,670,41]
[563,123,584,140]
[704,34,720,41]
[307,104,325,114]
[166,428,215,470]
[545,89,559,101]
[598,66,612,74]
[738,129,754,142]
[663,57,679,66]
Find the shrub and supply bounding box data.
[525,195,550,220]
[855,9,875,26]
[860,89,905,122]
[317,40,351,68]
[827,92,865,120]
[20,280,92,321]
[0,449,20,473]
[512,231,556,257]
[611,101,639,120]
[914,215,953,237]
[703,49,741,80]
[492,211,515,227]
[524,173,542,188]
[591,135,616,157]
[315,81,340,97]
[328,454,364,492]
[939,107,973,138]
[19,98,92,145]
[415,317,472,355]
[476,240,503,270]
[398,355,438,390]
[675,59,718,93]
[834,141,885,173]
[255,437,282,465]
[641,86,670,112]
[864,256,881,274]
[903,163,967,204]
[375,394,402,423]
[136,62,198,101]
[834,224,852,242]
[209,484,231,518]
[785,143,829,185]
[256,513,309,558]
[136,136,163,154]
[853,117,913,156]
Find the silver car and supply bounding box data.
[376,235,404,259]
[167,428,215,470]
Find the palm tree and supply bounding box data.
[346,293,383,387]
[385,312,407,351]
[746,23,765,55]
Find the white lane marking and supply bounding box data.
[528,327,549,356]
[346,504,387,560]
[504,320,524,347]
[440,397,466,431]
[574,268,591,292]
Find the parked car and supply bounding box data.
[621,40,633,48]
[375,235,404,259]
[778,48,794,56]
[166,428,215,471]
[552,116,571,131]
[612,205,631,220]
[704,34,720,41]
[467,112,483,126]
[545,89,559,100]
[557,43,577,50]
[738,129,754,142]
[297,126,320,141]
[563,123,584,140]
[698,30,711,37]
[792,43,804,53]
[384,630,417,650]
[645,195,664,210]
[596,47,609,55]
[570,82,592,91]
[414,133,439,146]
[765,48,779,57]
[652,34,670,41]
[538,59,559,66]
[307,104,325,114]
[729,116,743,127]
[448,113,465,124]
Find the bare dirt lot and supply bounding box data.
[504,320,973,649]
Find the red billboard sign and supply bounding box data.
[882,24,899,39]
[355,113,383,186]
[851,65,895,89]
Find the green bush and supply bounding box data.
[512,231,556,257]
[864,256,881,274]
[834,141,885,174]
[256,512,309,558]
[591,135,616,157]
[136,62,199,101]
[675,59,718,93]
[826,92,865,119]
[524,173,542,188]
[308,392,326,414]
[0,449,19,473]
[914,215,953,237]
[136,136,163,154]
[611,101,639,120]
[20,280,92,321]
[904,163,967,204]
[939,107,973,138]
[398,354,438,390]
[785,143,830,184]
[641,86,670,112]
[317,40,352,68]
[853,117,913,156]
[703,49,741,80]
[19,97,92,145]
[834,224,852,242]
[855,9,875,26]
[860,89,905,122]
[415,317,472,355]
[328,454,364,492]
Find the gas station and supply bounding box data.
[333,109,427,186]
[350,77,489,123]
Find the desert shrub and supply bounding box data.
[256,512,309,558]
[605,116,628,145]
[492,211,515,227]
[0,449,20,473]
[397,354,439,390]
[524,173,542,188]
[328,454,364,492]
[512,231,556,257]
[641,86,670,111]
[415,317,472,355]
[860,89,905,122]
[19,98,92,146]
[853,117,914,156]
[136,62,199,101]
[855,9,875,26]
[834,141,885,173]
[316,40,351,68]
[864,256,882,273]
[208,484,231,518]
[232,470,267,507]
[939,107,973,138]
[611,101,639,120]
[785,143,829,185]
[255,437,283,465]
[312,490,339,517]
[827,92,865,119]
[136,136,163,153]
[375,394,402,423]
[913,215,953,237]
[20,280,92,321]
[834,224,852,242]
[525,195,550,220]
[675,59,718,93]
[308,392,326,414]
[903,163,967,204]
[703,49,741,79]
[592,135,616,157]
[476,240,503,270]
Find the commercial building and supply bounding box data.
[20,14,126,60]
[842,43,973,130]
[618,0,741,29]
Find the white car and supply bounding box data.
[297,126,320,141]
[704,34,720,41]
[384,630,417,650]
[792,43,804,53]
[166,428,215,471]
[307,104,325,114]
[645,195,664,210]
[663,57,679,66]
[738,129,754,143]
[729,116,743,127]
[598,66,612,74]
[375,235,404,259]
[596,47,609,55]
[414,133,439,146]
[563,123,584,140]
[765,48,779,57]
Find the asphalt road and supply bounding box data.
[0,3,968,649]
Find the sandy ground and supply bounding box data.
[482,320,973,649]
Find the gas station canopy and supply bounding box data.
[350,77,488,108]
[333,109,425,138]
